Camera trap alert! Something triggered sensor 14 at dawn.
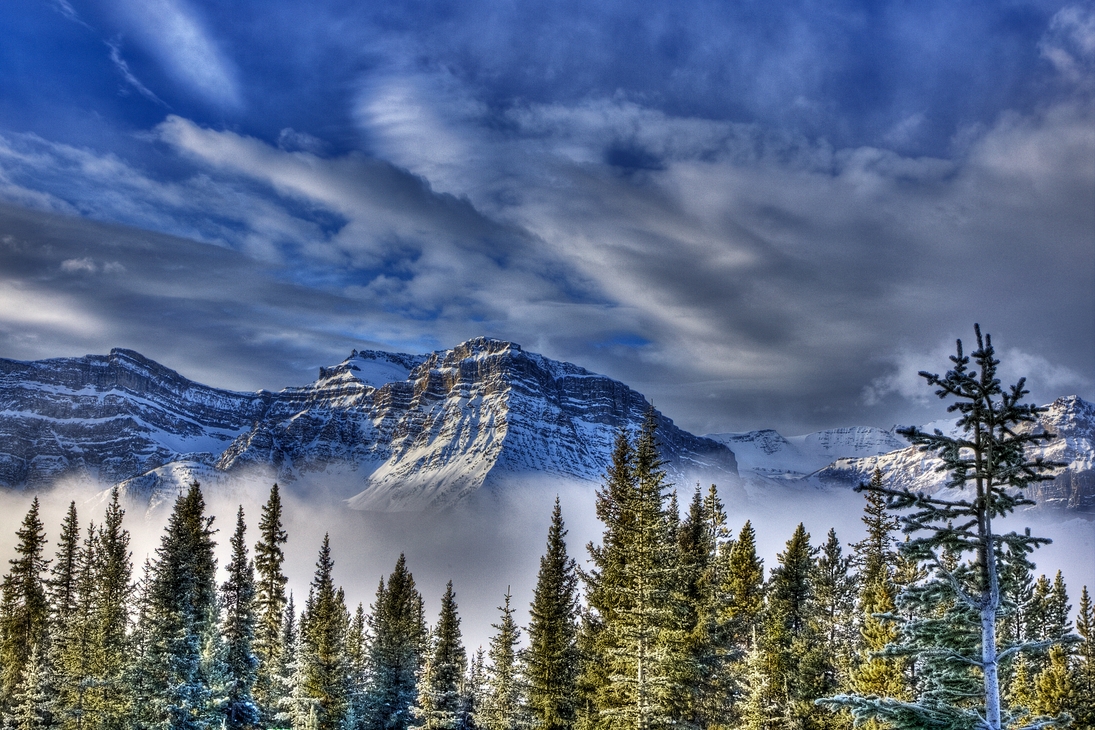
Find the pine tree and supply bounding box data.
[415,581,467,730]
[1071,586,1095,728]
[480,590,524,730]
[849,480,908,725]
[819,326,1068,730]
[0,498,50,711]
[814,528,856,726]
[296,535,351,730]
[579,411,683,730]
[7,642,52,730]
[254,484,290,725]
[743,523,828,729]
[88,487,132,729]
[366,554,427,730]
[524,499,579,730]
[347,603,368,729]
[222,507,260,729]
[130,481,221,729]
[54,522,97,730]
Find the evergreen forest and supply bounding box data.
[0,328,1092,730]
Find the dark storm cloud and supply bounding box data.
[0,0,1092,436]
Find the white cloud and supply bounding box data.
[114,0,241,108]
[107,40,167,106]
[1040,3,1095,88]
[0,281,105,335]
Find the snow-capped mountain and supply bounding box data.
[813,396,1095,512]
[706,427,906,482]
[0,339,737,510]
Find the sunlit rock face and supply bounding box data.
[0,339,738,511]
[811,396,1095,513]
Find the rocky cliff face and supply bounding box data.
[813,396,1095,512]
[0,339,737,510]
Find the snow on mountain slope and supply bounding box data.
[814,396,1095,512]
[0,349,267,489]
[706,426,905,482]
[0,339,738,511]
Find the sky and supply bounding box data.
[1,0,1093,436]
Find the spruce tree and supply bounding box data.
[814,527,856,722]
[743,523,828,729]
[579,411,683,730]
[415,581,467,730]
[54,523,97,730]
[89,487,132,728]
[366,554,427,730]
[1072,586,1095,728]
[222,507,259,729]
[130,481,221,729]
[819,326,1068,730]
[0,498,50,711]
[524,499,579,730]
[295,535,351,730]
[347,603,368,729]
[254,484,289,724]
[481,590,524,730]
[8,642,52,730]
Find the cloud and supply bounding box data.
[112,0,241,109]
[1040,2,1095,88]
[107,40,167,106]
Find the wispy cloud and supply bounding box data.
[107,40,167,106]
[114,0,242,109]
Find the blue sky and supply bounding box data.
[0,0,1092,434]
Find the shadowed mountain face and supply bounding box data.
[0,338,738,510]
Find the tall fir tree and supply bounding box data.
[819,326,1067,730]
[524,499,579,730]
[1071,586,1095,728]
[480,590,524,730]
[415,581,468,730]
[254,484,290,725]
[88,487,132,729]
[294,535,351,730]
[814,528,856,728]
[849,481,908,727]
[742,523,829,729]
[366,554,427,730]
[222,507,259,729]
[346,603,368,729]
[130,481,221,729]
[0,498,50,711]
[579,411,684,730]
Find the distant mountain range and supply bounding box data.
[1,341,1091,512]
[707,395,1095,512]
[0,339,736,510]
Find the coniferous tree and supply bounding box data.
[579,411,683,730]
[480,590,524,730]
[366,554,427,730]
[346,603,368,729]
[819,326,1068,730]
[8,642,52,730]
[294,535,351,730]
[742,523,828,729]
[222,507,259,729]
[89,487,132,729]
[45,504,79,730]
[1072,586,1095,728]
[814,528,856,728]
[524,499,579,730]
[0,498,50,711]
[415,581,467,730]
[849,481,908,724]
[130,481,220,729]
[254,484,290,724]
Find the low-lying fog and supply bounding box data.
[1,475,1092,653]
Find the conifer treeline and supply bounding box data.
[0,420,1092,729]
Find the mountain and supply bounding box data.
[813,396,1095,512]
[0,339,738,510]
